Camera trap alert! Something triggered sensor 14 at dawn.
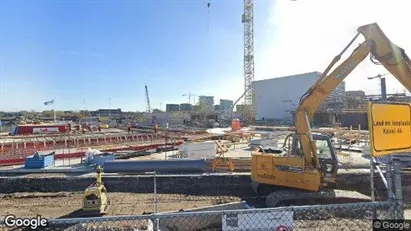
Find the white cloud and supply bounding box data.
[256,0,411,95]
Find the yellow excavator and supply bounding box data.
[251,22,411,207]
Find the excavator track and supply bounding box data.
[266,189,374,220]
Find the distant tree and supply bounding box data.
[79,110,90,117]
[42,110,54,117]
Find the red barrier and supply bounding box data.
[0,141,183,166]
[0,134,171,156]
[0,133,167,150]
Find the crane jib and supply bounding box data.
[335,61,356,79]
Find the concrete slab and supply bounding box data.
[206,127,232,134]
[223,148,252,158]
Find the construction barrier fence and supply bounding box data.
[0,200,401,231]
[0,133,180,165]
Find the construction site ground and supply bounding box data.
[1,187,411,220]
[0,192,241,219]
[3,191,408,219]
[0,144,371,174]
[1,166,411,220]
[0,126,403,224]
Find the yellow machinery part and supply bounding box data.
[82,166,109,214]
[212,157,235,173]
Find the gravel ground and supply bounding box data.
[337,151,370,166]
[0,192,410,231]
[0,192,241,219]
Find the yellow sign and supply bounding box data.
[367,102,411,157]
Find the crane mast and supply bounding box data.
[145,85,151,114]
[242,0,255,119]
[182,92,198,104]
[206,1,254,120]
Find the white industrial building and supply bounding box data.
[253,72,345,122]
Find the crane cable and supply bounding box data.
[207,1,211,33]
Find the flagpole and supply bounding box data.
[53,100,56,123]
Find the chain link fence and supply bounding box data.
[0,200,399,231]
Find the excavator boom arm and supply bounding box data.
[358,24,411,90]
[296,23,411,170]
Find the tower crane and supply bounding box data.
[145,85,151,114]
[145,85,157,127]
[208,0,297,121]
[207,0,255,120]
[182,93,199,104]
[241,0,255,121]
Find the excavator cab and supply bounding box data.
[251,133,339,196]
[314,135,339,181]
[284,133,339,182]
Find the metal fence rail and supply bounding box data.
[0,201,398,231]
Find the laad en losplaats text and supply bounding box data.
[373,120,411,134]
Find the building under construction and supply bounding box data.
[298,90,411,129]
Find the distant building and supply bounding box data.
[387,94,411,102]
[319,81,346,111]
[180,103,193,111]
[219,99,233,111]
[192,105,200,111]
[90,109,123,119]
[346,90,366,99]
[79,117,100,126]
[60,115,80,122]
[0,116,17,123]
[214,105,220,111]
[236,104,249,113]
[40,117,55,122]
[198,96,214,111]
[166,104,180,112]
[253,72,321,120]
[346,90,366,109]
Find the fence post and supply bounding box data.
[153,171,159,231]
[386,156,396,219]
[393,159,404,220]
[154,171,158,214]
[370,156,376,219]
[386,154,397,220]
